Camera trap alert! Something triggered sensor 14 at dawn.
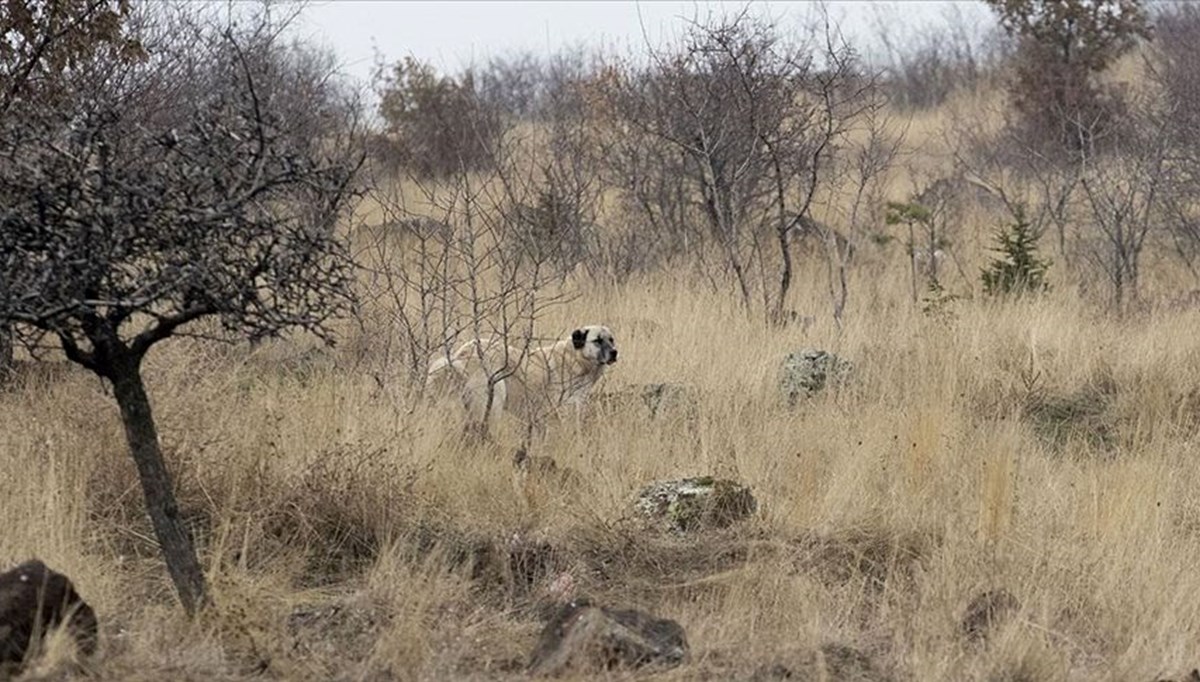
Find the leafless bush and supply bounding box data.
[358,113,579,435]
[1078,92,1171,311]
[870,4,1004,110]
[1150,4,1200,284]
[476,47,594,122]
[593,10,883,321]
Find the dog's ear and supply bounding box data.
[571,328,587,349]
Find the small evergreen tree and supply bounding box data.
[982,207,1052,296]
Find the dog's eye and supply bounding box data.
[593,339,603,345]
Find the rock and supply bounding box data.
[634,477,758,532]
[0,559,97,668]
[527,599,688,676]
[778,349,853,407]
[960,588,1021,643]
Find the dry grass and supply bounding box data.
[5,258,1200,681]
[7,88,1200,681]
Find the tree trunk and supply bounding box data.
[0,322,12,383]
[109,357,210,615]
[775,226,793,323]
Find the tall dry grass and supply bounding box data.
[4,246,1200,680]
[6,60,1200,677]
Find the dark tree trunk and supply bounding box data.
[775,226,793,322]
[0,322,12,383]
[108,355,209,615]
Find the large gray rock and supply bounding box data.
[527,600,688,676]
[778,349,853,407]
[0,559,97,669]
[634,477,758,532]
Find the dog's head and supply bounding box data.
[570,325,618,366]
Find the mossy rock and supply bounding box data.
[778,349,853,407]
[634,477,758,532]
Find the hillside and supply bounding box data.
[4,4,1200,682]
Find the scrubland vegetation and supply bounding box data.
[4,1,1200,680]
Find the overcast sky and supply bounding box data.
[286,1,994,88]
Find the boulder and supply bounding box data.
[959,588,1020,643]
[0,559,97,668]
[527,599,688,676]
[634,477,758,532]
[778,349,853,407]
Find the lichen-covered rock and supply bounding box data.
[778,349,853,406]
[527,599,688,676]
[634,477,758,532]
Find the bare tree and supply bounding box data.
[0,0,143,380]
[869,2,1003,110]
[0,6,365,613]
[358,83,580,439]
[949,96,1083,264]
[596,10,881,321]
[1078,93,1171,311]
[1150,3,1200,285]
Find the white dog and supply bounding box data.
[425,325,618,428]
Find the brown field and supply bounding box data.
[5,50,1200,682]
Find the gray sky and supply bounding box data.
[287,1,994,88]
